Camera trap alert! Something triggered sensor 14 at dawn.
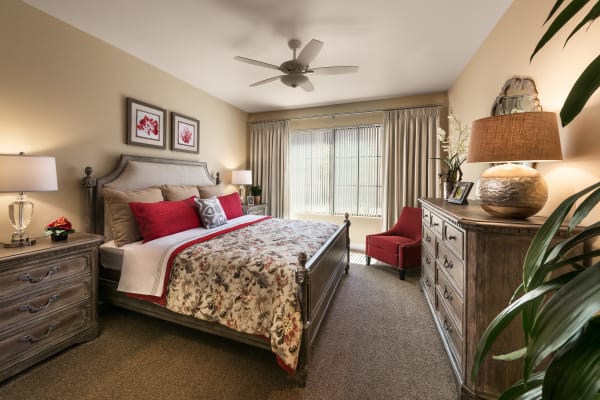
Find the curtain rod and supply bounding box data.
[248,103,448,124]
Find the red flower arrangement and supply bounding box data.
[44,216,75,236]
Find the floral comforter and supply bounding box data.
[165,217,339,372]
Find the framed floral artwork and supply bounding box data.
[126,98,166,149]
[171,112,199,153]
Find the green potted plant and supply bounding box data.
[250,185,262,205]
[472,2,600,398]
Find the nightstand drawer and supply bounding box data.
[0,278,91,334]
[0,253,89,298]
[0,302,91,366]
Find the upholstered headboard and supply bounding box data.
[82,154,221,238]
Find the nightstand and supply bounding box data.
[243,203,269,216]
[0,232,103,382]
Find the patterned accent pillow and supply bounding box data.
[194,196,227,228]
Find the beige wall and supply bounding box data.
[0,0,248,241]
[250,93,448,246]
[449,0,600,225]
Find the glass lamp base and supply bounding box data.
[3,233,36,248]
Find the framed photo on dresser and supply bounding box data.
[171,112,199,153]
[447,181,473,204]
[126,98,166,149]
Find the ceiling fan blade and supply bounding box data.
[299,78,314,92]
[249,75,283,87]
[234,56,280,71]
[309,66,359,75]
[297,39,323,66]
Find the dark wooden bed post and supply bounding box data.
[344,212,351,274]
[81,166,97,234]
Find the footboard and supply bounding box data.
[295,213,350,380]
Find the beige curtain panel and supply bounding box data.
[250,120,290,219]
[382,107,441,230]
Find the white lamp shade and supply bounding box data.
[0,154,58,192]
[231,170,252,185]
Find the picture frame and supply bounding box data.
[171,112,200,153]
[246,196,255,206]
[447,181,473,205]
[126,98,166,149]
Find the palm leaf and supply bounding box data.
[470,272,578,381]
[560,54,600,125]
[498,372,545,400]
[523,263,600,379]
[569,186,600,230]
[544,0,567,23]
[542,316,600,400]
[494,347,527,362]
[565,2,600,44]
[531,0,591,61]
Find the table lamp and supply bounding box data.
[231,170,252,203]
[467,112,562,218]
[0,153,58,247]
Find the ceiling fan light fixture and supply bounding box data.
[281,74,308,88]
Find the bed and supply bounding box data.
[81,154,350,385]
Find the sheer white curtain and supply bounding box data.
[250,120,290,218]
[382,107,441,229]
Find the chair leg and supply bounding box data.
[399,269,406,280]
[366,256,371,265]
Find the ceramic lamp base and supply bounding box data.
[477,164,548,219]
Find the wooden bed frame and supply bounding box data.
[82,154,350,385]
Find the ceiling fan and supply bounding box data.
[234,38,359,92]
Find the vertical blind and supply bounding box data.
[289,125,383,217]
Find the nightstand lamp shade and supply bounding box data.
[231,169,252,203]
[467,112,562,218]
[0,154,58,247]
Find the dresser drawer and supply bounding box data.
[0,253,89,298]
[0,278,91,334]
[0,302,91,366]
[430,213,443,238]
[436,265,463,327]
[422,266,436,307]
[436,295,463,370]
[443,222,465,259]
[422,225,436,254]
[437,244,464,292]
[422,206,432,226]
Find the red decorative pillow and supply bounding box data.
[218,192,243,219]
[129,197,201,242]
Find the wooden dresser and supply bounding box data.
[419,198,566,399]
[0,233,103,382]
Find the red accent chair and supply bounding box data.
[365,207,422,280]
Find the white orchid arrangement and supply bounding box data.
[436,111,470,182]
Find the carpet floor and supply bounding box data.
[0,259,458,400]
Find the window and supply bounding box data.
[289,125,383,217]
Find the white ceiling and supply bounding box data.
[23,0,512,113]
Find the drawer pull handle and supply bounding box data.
[425,278,431,288]
[425,256,431,265]
[18,324,56,343]
[432,222,440,227]
[443,287,453,301]
[443,319,453,334]
[18,266,59,283]
[19,293,60,313]
[443,256,454,269]
[447,235,457,240]
[425,234,432,243]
